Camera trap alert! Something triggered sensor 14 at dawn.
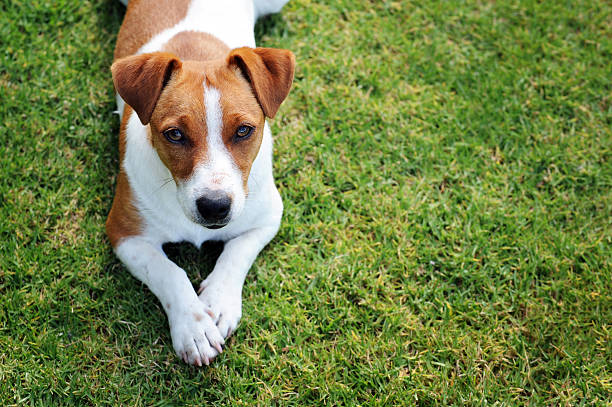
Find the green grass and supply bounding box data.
[1,0,610,405]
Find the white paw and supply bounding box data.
[198,278,242,339]
[168,299,225,366]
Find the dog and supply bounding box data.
[106,0,295,366]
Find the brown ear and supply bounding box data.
[111,52,182,125]
[228,47,295,118]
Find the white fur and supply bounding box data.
[113,0,287,365]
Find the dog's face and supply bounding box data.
[112,48,295,228]
[148,60,266,228]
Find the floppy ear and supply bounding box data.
[111,52,182,125]
[227,47,296,118]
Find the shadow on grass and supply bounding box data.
[255,12,290,43]
[163,240,225,281]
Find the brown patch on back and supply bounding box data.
[106,108,143,247]
[162,31,230,62]
[114,0,191,60]
[193,313,204,322]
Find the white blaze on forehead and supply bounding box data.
[202,83,236,176]
[204,85,223,151]
[200,81,240,178]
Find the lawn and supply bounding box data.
[1,0,610,405]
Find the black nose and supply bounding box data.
[196,190,231,224]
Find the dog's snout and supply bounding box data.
[196,190,231,225]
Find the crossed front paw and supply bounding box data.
[198,278,243,339]
[168,300,226,366]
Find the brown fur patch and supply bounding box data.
[106,108,143,247]
[148,59,267,186]
[162,31,230,61]
[114,0,191,60]
[212,67,266,189]
[149,61,210,181]
[227,47,296,118]
[112,52,182,125]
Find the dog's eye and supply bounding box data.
[163,128,185,143]
[235,125,254,140]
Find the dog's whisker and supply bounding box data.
[155,177,174,192]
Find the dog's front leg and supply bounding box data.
[115,237,225,365]
[198,225,279,338]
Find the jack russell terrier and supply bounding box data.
[106,0,295,366]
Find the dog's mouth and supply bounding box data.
[196,216,230,229]
[205,223,227,230]
[188,213,230,229]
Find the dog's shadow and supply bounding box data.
[254,12,290,44]
[163,240,225,282]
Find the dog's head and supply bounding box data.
[111,48,295,228]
